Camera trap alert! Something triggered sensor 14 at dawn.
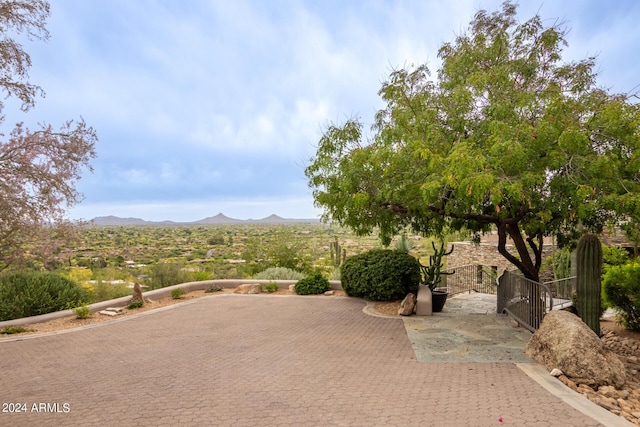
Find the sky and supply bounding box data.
[3,0,640,222]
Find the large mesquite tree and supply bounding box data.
[0,1,97,270]
[306,1,640,282]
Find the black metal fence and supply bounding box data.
[440,264,498,295]
[497,270,554,332]
[437,265,573,331]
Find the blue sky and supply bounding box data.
[4,0,640,221]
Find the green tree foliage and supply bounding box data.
[340,249,421,301]
[305,1,640,282]
[602,245,629,271]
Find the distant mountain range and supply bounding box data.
[89,213,320,226]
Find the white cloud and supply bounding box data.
[5,0,637,221]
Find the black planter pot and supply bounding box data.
[432,290,448,312]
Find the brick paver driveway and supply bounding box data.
[0,295,603,426]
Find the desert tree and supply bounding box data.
[305,1,640,282]
[0,0,97,270]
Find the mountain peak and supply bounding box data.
[88,213,319,226]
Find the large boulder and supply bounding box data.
[525,310,625,389]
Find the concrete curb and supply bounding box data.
[0,279,343,328]
[517,363,635,427]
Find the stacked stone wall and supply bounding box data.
[448,241,555,280]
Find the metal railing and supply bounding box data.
[439,264,498,295]
[433,264,572,331]
[543,276,576,309]
[497,270,554,332]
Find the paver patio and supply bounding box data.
[0,294,614,426]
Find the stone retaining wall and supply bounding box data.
[449,241,555,277]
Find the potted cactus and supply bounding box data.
[420,241,454,312]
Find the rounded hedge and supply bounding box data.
[295,273,330,295]
[0,272,89,321]
[340,249,421,301]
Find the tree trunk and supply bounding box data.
[496,223,540,282]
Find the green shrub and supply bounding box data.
[602,263,640,331]
[144,263,187,290]
[295,274,330,295]
[263,282,279,293]
[0,326,33,335]
[127,299,144,309]
[0,272,89,321]
[603,245,630,271]
[185,270,212,282]
[171,288,186,299]
[89,280,131,303]
[73,304,92,319]
[341,249,421,301]
[253,267,305,281]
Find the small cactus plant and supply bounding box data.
[575,233,603,336]
[420,241,454,291]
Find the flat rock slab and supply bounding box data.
[443,292,497,314]
[404,292,533,363]
[99,310,120,317]
[403,313,533,363]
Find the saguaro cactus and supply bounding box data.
[576,233,603,336]
[330,236,346,267]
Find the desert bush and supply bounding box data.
[73,304,92,319]
[603,245,630,271]
[88,280,131,303]
[0,272,89,321]
[253,267,305,281]
[127,299,144,309]
[0,326,33,334]
[171,288,186,299]
[145,262,188,290]
[242,231,312,275]
[330,266,341,280]
[341,249,421,301]
[295,274,330,295]
[185,270,212,282]
[262,282,279,293]
[65,267,93,283]
[602,263,640,331]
